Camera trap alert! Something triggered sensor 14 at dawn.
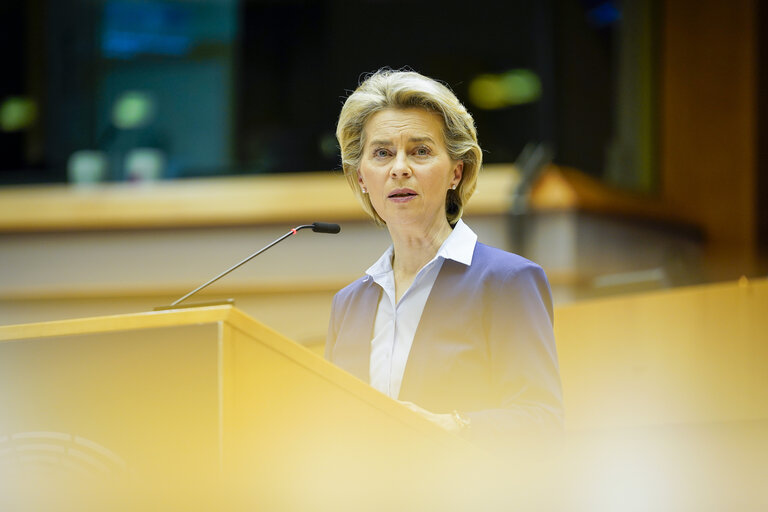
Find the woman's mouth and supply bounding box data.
[388,188,417,202]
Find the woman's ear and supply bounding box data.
[357,171,367,193]
[452,161,464,188]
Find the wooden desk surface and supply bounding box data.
[0,164,690,233]
[0,165,519,232]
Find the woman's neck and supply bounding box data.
[387,219,453,295]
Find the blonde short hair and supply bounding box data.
[336,69,483,226]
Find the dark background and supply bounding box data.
[1,0,618,184]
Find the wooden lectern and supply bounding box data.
[0,306,481,510]
[4,281,768,510]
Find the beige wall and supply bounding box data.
[0,215,511,349]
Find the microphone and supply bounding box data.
[154,222,341,310]
[311,222,341,234]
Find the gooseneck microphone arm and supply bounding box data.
[168,222,340,307]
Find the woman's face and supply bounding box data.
[358,108,463,233]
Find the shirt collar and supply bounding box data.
[437,218,477,266]
[365,219,477,279]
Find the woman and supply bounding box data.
[326,69,562,440]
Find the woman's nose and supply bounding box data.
[390,152,412,177]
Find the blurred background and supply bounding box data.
[1,4,767,505]
[0,0,766,347]
[2,0,632,183]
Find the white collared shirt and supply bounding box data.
[365,219,478,399]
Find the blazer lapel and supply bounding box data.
[399,259,466,398]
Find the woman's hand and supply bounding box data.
[399,401,466,434]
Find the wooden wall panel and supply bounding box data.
[660,0,758,276]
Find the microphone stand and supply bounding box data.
[153,222,340,311]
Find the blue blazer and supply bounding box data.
[326,242,563,437]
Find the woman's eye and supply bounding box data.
[374,148,389,158]
[415,146,431,156]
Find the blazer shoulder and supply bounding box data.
[473,242,546,278]
[472,242,555,324]
[333,275,373,308]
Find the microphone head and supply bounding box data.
[311,222,341,234]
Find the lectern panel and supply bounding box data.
[0,324,221,478]
[0,307,481,510]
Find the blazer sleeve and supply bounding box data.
[464,262,564,439]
